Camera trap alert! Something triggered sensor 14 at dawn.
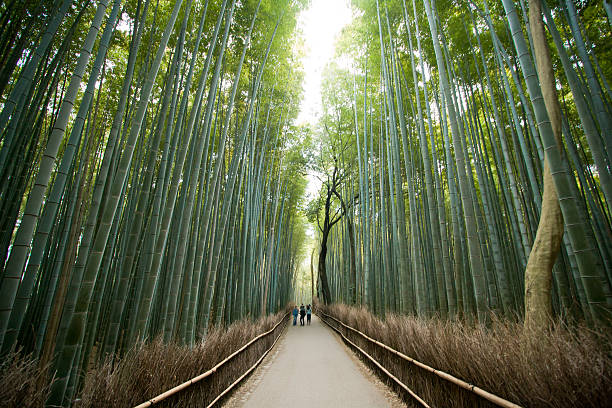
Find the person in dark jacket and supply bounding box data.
[299,304,306,326]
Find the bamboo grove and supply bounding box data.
[312,0,612,325]
[0,0,309,405]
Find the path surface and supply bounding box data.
[224,314,403,407]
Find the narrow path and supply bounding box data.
[224,315,403,407]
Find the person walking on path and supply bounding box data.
[299,304,306,326]
[306,304,312,325]
[292,305,298,326]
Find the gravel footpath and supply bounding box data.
[223,314,405,407]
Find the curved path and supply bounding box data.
[224,315,403,407]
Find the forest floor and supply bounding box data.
[223,314,405,407]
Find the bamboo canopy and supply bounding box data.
[0,0,610,405]
[310,0,612,326]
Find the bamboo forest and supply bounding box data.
[0,0,610,407]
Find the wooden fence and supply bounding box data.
[318,311,522,408]
[133,312,288,408]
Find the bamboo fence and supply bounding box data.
[133,312,289,408]
[318,311,522,408]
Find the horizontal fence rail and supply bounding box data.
[133,313,289,408]
[318,312,522,408]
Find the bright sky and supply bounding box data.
[294,0,353,244]
[297,0,353,224]
[296,0,353,125]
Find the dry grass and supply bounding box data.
[76,309,289,407]
[318,303,612,408]
[0,310,288,408]
[0,351,52,408]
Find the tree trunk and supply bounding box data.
[310,247,315,302]
[318,229,332,304]
[524,0,565,329]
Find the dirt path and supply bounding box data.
[224,314,404,407]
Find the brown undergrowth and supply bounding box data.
[317,303,611,408]
[77,309,288,407]
[0,309,288,408]
[0,351,52,408]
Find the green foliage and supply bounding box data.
[312,0,612,323]
[0,0,312,404]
